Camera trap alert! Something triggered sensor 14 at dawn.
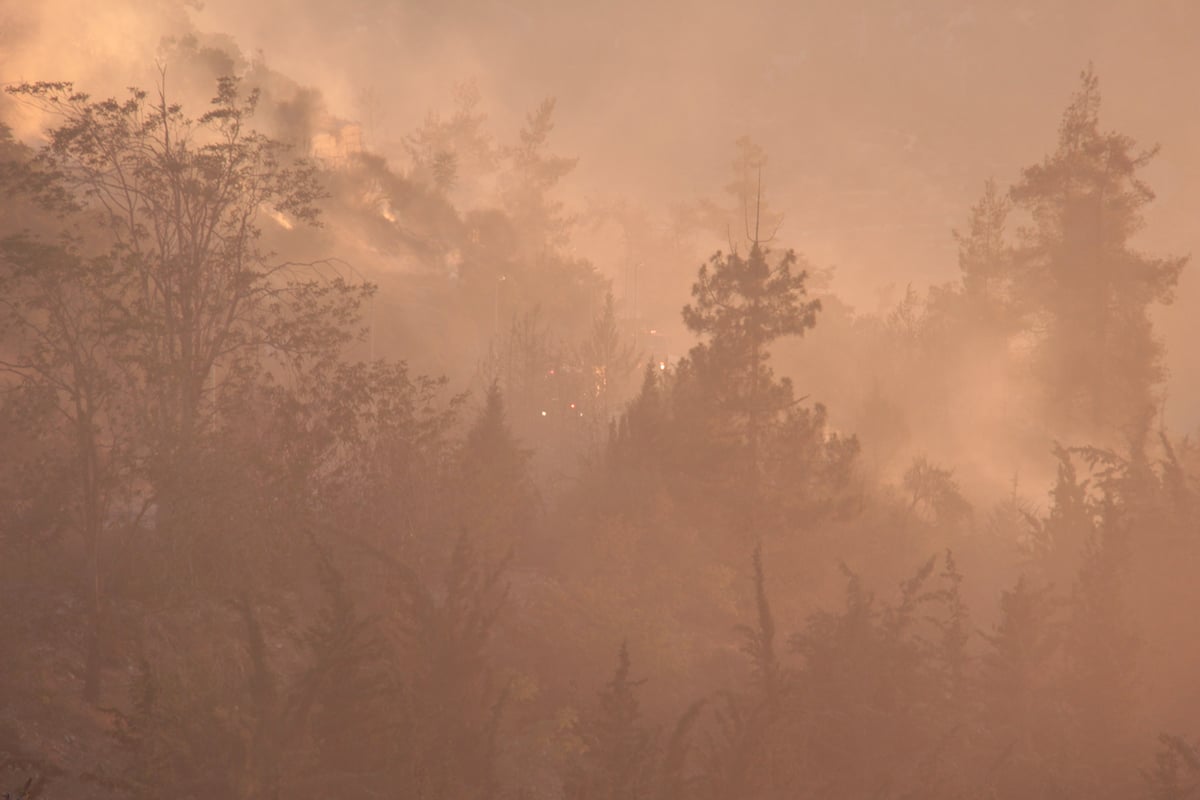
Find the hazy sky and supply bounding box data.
[3,0,1197,427]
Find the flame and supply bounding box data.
[265,208,294,230]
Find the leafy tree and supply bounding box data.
[0,77,369,699]
[0,237,124,701]
[4,77,367,525]
[903,456,973,528]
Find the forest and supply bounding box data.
[2,2,1200,798]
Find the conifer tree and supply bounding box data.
[677,225,820,517]
[389,533,511,800]
[565,643,658,800]
[954,178,1017,330]
[458,381,536,554]
[979,576,1064,800]
[1061,502,1138,799]
[1009,66,1186,441]
[500,97,579,253]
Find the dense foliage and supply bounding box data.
[1,65,1198,800]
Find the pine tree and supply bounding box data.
[1009,66,1186,441]
[1061,501,1139,799]
[978,576,1064,800]
[404,80,496,197]
[700,548,789,800]
[565,643,658,800]
[694,137,784,253]
[955,178,1017,330]
[1024,444,1096,587]
[678,234,820,507]
[734,545,782,702]
[457,382,536,555]
[388,533,511,800]
[500,97,579,253]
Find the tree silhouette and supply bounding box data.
[1010,66,1186,442]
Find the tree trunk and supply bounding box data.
[80,424,104,704]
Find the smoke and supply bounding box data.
[3,0,1198,435]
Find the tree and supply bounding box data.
[565,643,658,800]
[404,80,497,197]
[500,97,579,254]
[954,177,1017,329]
[457,381,536,557]
[694,136,784,253]
[7,76,367,517]
[679,234,820,503]
[788,559,941,799]
[0,76,369,700]
[490,99,606,345]
[578,291,640,431]
[735,545,783,703]
[1061,503,1138,800]
[1009,66,1186,441]
[1022,444,1096,586]
[0,237,124,702]
[699,546,790,800]
[903,456,973,529]
[387,533,511,800]
[102,550,388,800]
[978,575,1065,800]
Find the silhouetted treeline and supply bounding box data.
[2,66,1199,800]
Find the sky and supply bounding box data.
[2,0,1197,428]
